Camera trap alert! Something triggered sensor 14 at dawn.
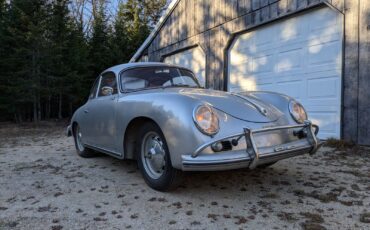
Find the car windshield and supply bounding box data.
[120,66,200,91]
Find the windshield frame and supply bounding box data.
[118,65,202,93]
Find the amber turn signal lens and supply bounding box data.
[194,105,219,136]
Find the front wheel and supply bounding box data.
[136,122,182,191]
[73,124,95,158]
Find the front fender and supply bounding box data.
[115,93,209,168]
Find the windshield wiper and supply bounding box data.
[162,84,194,88]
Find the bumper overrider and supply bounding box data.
[181,121,321,171]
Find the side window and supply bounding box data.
[98,72,118,97]
[89,77,100,99]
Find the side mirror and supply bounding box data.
[101,86,113,96]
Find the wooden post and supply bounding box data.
[343,0,359,143]
[358,0,370,144]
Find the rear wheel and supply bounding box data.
[136,122,182,191]
[73,124,94,158]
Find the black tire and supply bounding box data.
[73,124,95,158]
[136,122,183,191]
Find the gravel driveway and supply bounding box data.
[0,123,369,230]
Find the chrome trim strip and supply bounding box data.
[84,144,123,158]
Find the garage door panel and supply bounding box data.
[276,48,303,72]
[307,77,339,99]
[163,47,206,86]
[276,73,306,83]
[277,40,305,53]
[229,51,250,65]
[279,17,304,42]
[233,34,254,53]
[309,9,341,32]
[253,54,274,74]
[308,112,340,137]
[255,28,275,46]
[276,81,303,99]
[307,105,339,112]
[228,7,343,139]
[253,75,274,85]
[255,84,275,92]
[308,41,341,67]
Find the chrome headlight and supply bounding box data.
[193,105,219,136]
[289,100,307,124]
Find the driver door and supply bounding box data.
[89,71,119,153]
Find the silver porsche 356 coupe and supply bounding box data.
[67,62,321,191]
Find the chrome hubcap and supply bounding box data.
[141,132,166,179]
[76,126,85,152]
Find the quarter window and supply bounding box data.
[89,77,100,99]
[98,72,118,97]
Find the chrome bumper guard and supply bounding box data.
[184,121,320,170]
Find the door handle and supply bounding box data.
[84,110,89,113]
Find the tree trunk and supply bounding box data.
[37,94,41,121]
[14,113,19,123]
[33,97,38,123]
[46,95,51,120]
[58,92,63,119]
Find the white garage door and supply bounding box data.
[228,7,343,139]
[163,46,206,86]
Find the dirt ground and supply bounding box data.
[0,123,369,230]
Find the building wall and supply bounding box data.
[137,0,370,145]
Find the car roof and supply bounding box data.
[103,62,185,75]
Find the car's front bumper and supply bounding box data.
[181,121,321,171]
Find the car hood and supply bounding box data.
[177,88,284,123]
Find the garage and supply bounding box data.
[228,7,343,139]
[163,46,206,86]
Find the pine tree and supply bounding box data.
[0,0,168,122]
[47,0,73,119]
[0,0,10,121]
[142,0,167,28]
[88,1,112,81]
[109,2,129,64]
[1,0,49,122]
[119,0,150,59]
[65,20,91,117]
[115,0,166,60]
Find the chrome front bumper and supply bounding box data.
[181,121,321,171]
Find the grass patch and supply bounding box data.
[324,138,356,150]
